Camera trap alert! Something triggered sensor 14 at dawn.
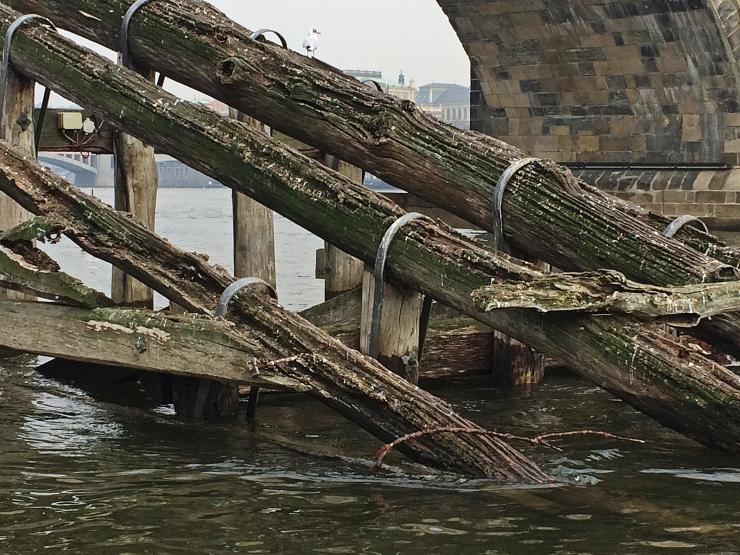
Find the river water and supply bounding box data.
[1,189,739,553]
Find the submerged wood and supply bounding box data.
[16,0,740,358]
[0,16,737,451]
[0,149,548,482]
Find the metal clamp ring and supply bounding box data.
[249,29,288,49]
[663,215,709,239]
[215,277,278,317]
[213,277,278,421]
[362,80,384,92]
[492,157,540,251]
[121,0,160,74]
[0,15,58,157]
[368,212,429,360]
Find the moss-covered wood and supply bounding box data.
[14,0,740,358]
[0,12,738,451]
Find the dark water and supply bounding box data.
[1,189,739,553]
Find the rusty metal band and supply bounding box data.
[211,277,278,420]
[663,215,709,239]
[0,14,58,158]
[250,29,289,49]
[369,212,428,360]
[492,157,540,251]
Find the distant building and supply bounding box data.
[344,69,417,102]
[417,83,470,130]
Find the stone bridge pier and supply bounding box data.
[438,0,740,229]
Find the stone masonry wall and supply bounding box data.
[437,0,740,228]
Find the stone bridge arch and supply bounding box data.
[436,0,740,227]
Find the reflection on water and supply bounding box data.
[1,189,739,553]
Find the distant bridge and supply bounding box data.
[39,153,98,188]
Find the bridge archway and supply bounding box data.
[437,0,740,227]
[39,154,98,188]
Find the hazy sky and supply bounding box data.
[51,0,469,104]
[212,0,469,86]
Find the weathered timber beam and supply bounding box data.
[15,0,740,358]
[581,183,740,269]
[0,300,306,390]
[0,17,737,452]
[0,218,113,307]
[0,159,546,483]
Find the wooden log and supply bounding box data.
[224,109,276,417]
[0,301,309,390]
[20,0,740,357]
[0,19,737,452]
[322,156,363,300]
[0,148,546,482]
[110,130,157,308]
[110,54,157,310]
[323,155,425,381]
[581,183,740,269]
[0,34,36,358]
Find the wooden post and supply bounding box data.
[0,54,34,290]
[230,108,275,419]
[360,272,424,383]
[323,155,364,300]
[0,49,35,357]
[111,131,157,307]
[493,257,547,387]
[230,108,276,287]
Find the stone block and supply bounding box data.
[695,191,728,203]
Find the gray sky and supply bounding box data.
[52,0,469,104]
[212,0,469,86]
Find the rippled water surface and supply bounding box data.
[1,189,739,553]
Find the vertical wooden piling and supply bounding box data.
[230,109,276,288]
[230,109,276,419]
[0,58,34,291]
[111,131,157,308]
[0,51,35,357]
[323,156,364,300]
[360,274,424,383]
[492,256,547,386]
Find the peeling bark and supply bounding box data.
[472,270,740,326]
